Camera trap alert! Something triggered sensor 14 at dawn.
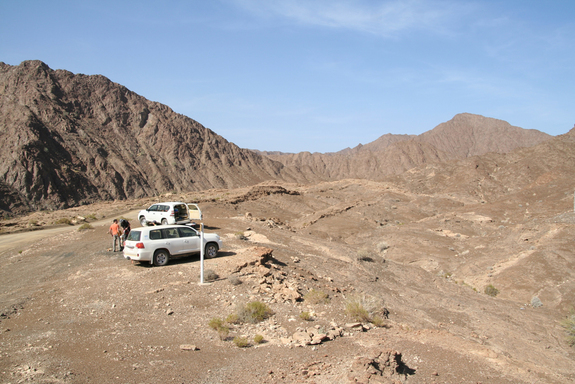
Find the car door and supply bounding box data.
[187,204,203,221]
[146,204,159,223]
[159,227,187,255]
[177,226,201,254]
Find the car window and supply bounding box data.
[149,204,158,211]
[127,230,141,241]
[162,228,180,238]
[149,229,163,240]
[189,205,198,212]
[162,205,170,212]
[178,227,197,237]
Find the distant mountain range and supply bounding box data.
[0,60,556,215]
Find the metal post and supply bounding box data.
[200,223,204,284]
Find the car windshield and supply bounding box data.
[127,231,141,241]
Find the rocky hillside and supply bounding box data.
[0,60,555,216]
[0,61,288,215]
[265,113,552,181]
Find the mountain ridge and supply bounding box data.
[0,60,556,215]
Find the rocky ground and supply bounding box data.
[1,180,574,383]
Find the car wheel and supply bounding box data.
[139,216,147,226]
[161,218,168,225]
[205,243,218,259]
[154,250,169,266]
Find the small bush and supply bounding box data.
[345,300,371,322]
[208,317,224,330]
[233,336,249,348]
[304,289,330,305]
[561,309,575,347]
[55,217,72,225]
[228,275,242,286]
[345,294,385,323]
[208,317,230,340]
[225,313,240,324]
[86,213,97,220]
[484,284,499,297]
[78,223,94,231]
[235,301,273,324]
[28,219,38,227]
[299,311,313,321]
[204,269,219,282]
[371,315,386,327]
[253,334,264,344]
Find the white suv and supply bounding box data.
[123,225,222,266]
[138,202,202,226]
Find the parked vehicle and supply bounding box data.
[138,202,202,226]
[123,225,222,266]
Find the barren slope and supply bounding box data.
[0,60,290,215]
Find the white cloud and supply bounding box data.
[230,0,474,37]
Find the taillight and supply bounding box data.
[136,243,145,249]
[169,209,175,217]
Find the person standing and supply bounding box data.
[119,219,131,250]
[108,219,123,252]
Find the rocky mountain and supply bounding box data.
[0,60,555,216]
[264,113,551,182]
[0,60,289,215]
[414,112,551,157]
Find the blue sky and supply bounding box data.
[1,0,574,153]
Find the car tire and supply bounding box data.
[139,216,147,226]
[153,250,169,266]
[161,218,168,225]
[205,243,218,259]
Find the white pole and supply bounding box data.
[200,223,204,284]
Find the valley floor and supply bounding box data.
[1,182,574,383]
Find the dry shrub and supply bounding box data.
[208,317,230,340]
[303,289,329,304]
[299,311,313,321]
[345,294,385,323]
[204,269,219,282]
[371,315,386,327]
[55,217,72,225]
[78,223,93,231]
[225,313,239,324]
[235,301,273,324]
[484,284,499,297]
[233,336,249,348]
[253,334,264,344]
[228,275,242,286]
[345,299,371,322]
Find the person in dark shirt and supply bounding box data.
[119,219,131,250]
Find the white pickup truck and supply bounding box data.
[137,202,202,226]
